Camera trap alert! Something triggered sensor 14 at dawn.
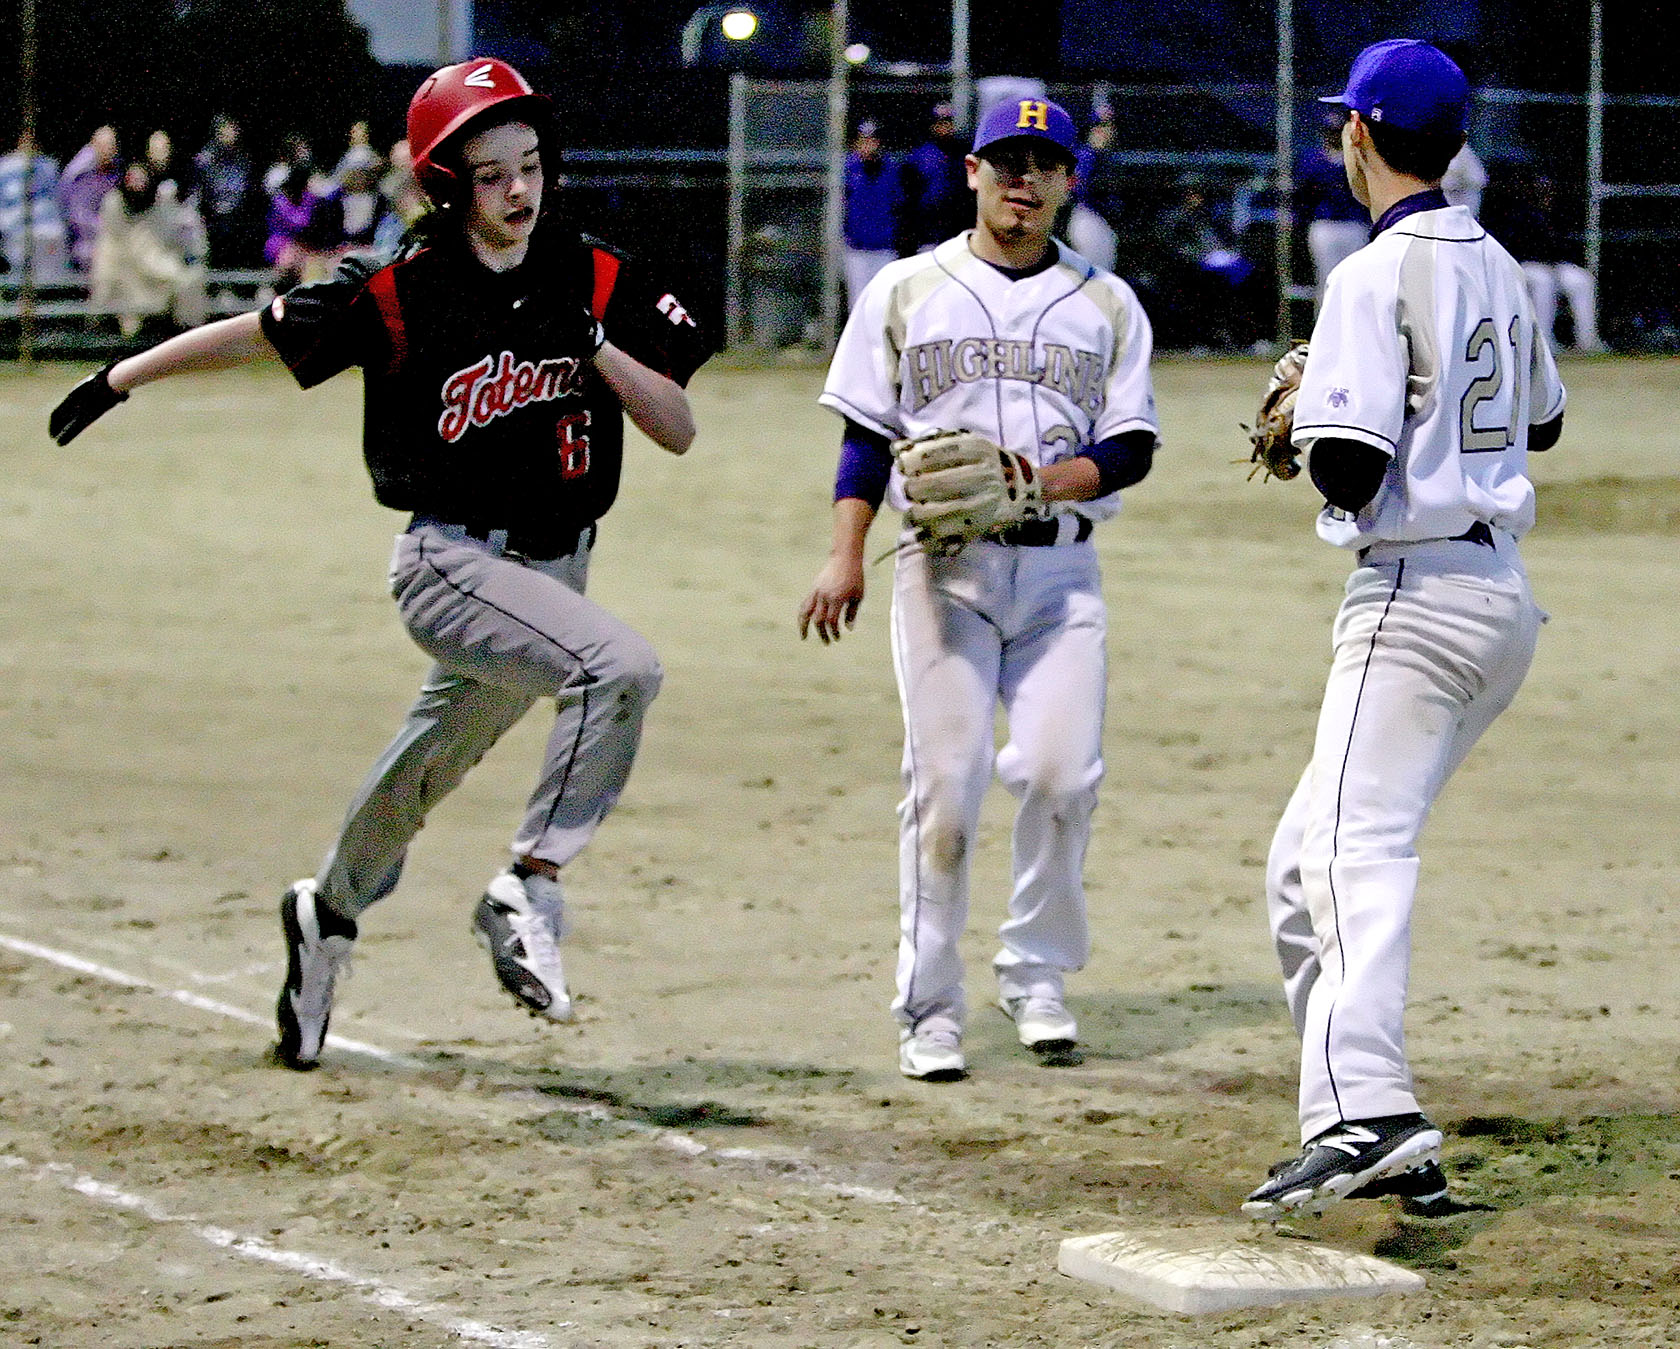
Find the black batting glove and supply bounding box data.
[49,362,128,445]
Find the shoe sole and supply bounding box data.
[995,998,1079,1056]
[472,903,574,1024]
[1026,1038,1083,1066]
[275,887,322,1071]
[900,1063,967,1083]
[1242,1128,1443,1221]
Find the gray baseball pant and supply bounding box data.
[313,521,661,918]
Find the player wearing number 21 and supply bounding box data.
[47,59,713,1070]
[799,97,1160,1082]
[1243,40,1566,1218]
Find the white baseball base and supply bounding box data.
[1058,1224,1425,1314]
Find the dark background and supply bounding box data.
[7,1,1674,164]
[4,1,1676,347]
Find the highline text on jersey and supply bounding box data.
[901,337,1107,416]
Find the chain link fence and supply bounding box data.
[713,75,1679,355]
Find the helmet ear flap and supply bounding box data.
[415,161,462,207]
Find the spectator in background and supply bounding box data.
[91,159,206,337]
[1298,115,1368,303]
[263,136,298,197]
[147,132,208,271]
[336,151,387,251]
[332,120,377,182]
[1489,166,1606,354]
[265,138,318,286]
[842,119,903,309]
[144,129,196,206]
[59,125,121,273]
[1156,174,1261,350]
[0,131,70,279]
[373,138,427,255]
[1067,104,1118,272]
[1442,140,1487,217]
[900,102,970,254]
[195,114,259,268]
[265,135,343,287]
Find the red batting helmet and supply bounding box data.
[408,57,552,201]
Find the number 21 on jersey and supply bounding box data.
[1459,315,1526,453]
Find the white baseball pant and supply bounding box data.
[843,246,897,312]
[1266,531,1543,1141]
[888,536,1106,1033]
[1308,219,1368,304]
[1522,260,1602,352]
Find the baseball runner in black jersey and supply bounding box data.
[48,58,714,1069]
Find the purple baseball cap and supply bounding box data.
[1321,39,1469,137]
[972,97,1078,161]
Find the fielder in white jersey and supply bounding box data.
[798,97,1160,1081]
[1244,40,1567,1219]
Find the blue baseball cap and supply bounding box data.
[1321,39,1469,137]
[972,97,1078,162]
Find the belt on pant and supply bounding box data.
[1358,518,1493,564]
[993,515,1094,547]
[408,514,596,561]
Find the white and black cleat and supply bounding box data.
[275,879,357,1071]
[1243,1114,1443,1221]
[473,871,572,1022]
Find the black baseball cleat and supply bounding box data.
[275,880,358,1071]
[1352,1158,1450,1210]
[1359,1159,1494,1216]
[1257,1153,1468,1217]
[1259,1153,1450,1203]
[1243,1113,1443,1220]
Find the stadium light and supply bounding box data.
[720,9,759,41]
[680,0,814,71]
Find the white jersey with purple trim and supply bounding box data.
[1259,195,1562,1168]
[1292,202,1566,550]
[814,227,1159,1071]
[819,232,1159,524]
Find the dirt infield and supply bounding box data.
[1,354,1677,1347]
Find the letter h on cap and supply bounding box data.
[1016,101,1050,131]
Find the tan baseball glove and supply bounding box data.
[1245,341,1310,481]
[892,430,1048,555]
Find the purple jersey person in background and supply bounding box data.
[900,102,971,254]
[59,125,121,273]
[842,119,905,309]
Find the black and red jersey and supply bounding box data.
[260,221,712,551]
